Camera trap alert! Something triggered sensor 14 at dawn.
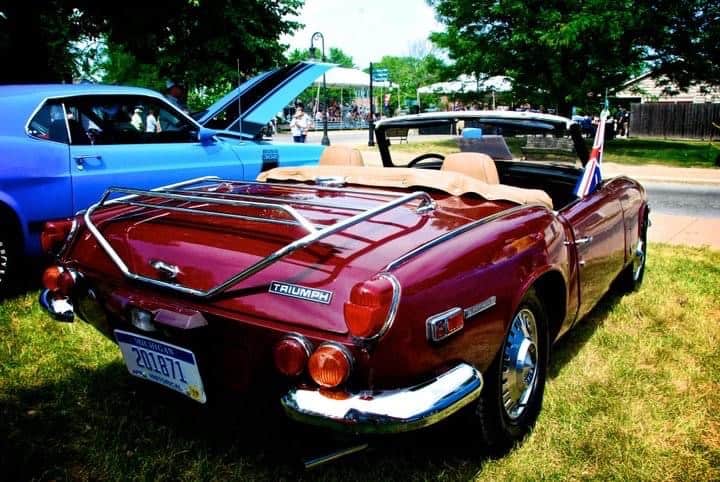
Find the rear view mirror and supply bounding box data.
[197,127,216,145]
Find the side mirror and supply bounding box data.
[197,127,216,145]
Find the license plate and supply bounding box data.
[114,330,206,403]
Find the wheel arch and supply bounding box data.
[530,270,567,343]
[0,199,24,249]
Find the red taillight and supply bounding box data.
[42,266,76,296]
[308,343,352,388]
[343,275,397,338]
[41,219,74,254]
[273,335,311,377]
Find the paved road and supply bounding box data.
[645,182,720,218]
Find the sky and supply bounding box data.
[280,0,446,68]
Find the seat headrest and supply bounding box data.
[318,146,364,166]
[441,152,499,184]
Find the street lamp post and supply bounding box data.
[310,32,330,146]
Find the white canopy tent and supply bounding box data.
[311,67,395,119]
[416,75,513,109]
[312,67,392,88]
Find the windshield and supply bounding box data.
[376,115,586,168]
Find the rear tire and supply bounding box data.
[469,289,549,452]
[618,210,648,293]
[0,227,19,298]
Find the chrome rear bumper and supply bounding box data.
[281,363,483,434]
[39,289,74,322]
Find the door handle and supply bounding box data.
[565,236,593,246]
[72,154,102,170]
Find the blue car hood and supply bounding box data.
[194,61,333,138]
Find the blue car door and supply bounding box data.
[64,94,243,211]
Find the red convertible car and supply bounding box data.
[39,111,648,450]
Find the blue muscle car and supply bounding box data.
[0,61,332,295]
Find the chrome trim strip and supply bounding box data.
[85,187,434,299]
[283,333,314,359]
[385,204,538,271]
[57,218,79,258]
[165,189,367,213]
[216,179,418,199]
[281,363,483,434]
[464,295,497,319]
[117,199,311,229]
[102,186,319,233]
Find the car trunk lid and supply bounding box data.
[76,182,513,335]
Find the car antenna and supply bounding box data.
[237,57,243,139]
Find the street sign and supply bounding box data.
[372,68,389,81]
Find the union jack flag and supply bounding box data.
[574,108,609,198]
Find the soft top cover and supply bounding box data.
[257,166,553,208]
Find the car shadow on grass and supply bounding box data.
[0,360,493,481]
[1,291,627,481]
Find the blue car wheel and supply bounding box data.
[0,226,18,297]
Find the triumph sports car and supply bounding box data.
[39,111,649,451]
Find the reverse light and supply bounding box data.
[426,307,465,342]
[41,219,75,254]
[273,334,312,377]
[308,343,353,388]
[343,274,399,338]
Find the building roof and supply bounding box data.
[614,73,720,103]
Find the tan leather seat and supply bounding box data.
[318,146,364,166]
[441,152,499,184]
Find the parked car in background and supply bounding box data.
[0,61,332,295]
[39,111,648,454]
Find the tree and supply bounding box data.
[0,0,304,89]
[371,54,447,112]
[428,0,720,115]
[286,46,354,67]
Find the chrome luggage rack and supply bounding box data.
[83,176,436,298]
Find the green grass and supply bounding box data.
[383,137,720,168]
[603,138,720,168]
[1,244,719,480]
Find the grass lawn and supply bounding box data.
[384,137,720,168]
[1,244,719,480]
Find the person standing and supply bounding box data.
[130,106,144,131]
[289,104,314,143]
[145,107,161,133]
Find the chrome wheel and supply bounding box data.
[501,308,539,420]
[633,239,646,282]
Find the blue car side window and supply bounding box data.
[28,102,69,144]
[62,95,198,146]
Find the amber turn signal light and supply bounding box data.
[273,335,311,377]
[308,343,352,388]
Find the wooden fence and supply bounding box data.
[630,103,720,140]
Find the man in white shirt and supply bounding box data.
[289,105,314,143]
